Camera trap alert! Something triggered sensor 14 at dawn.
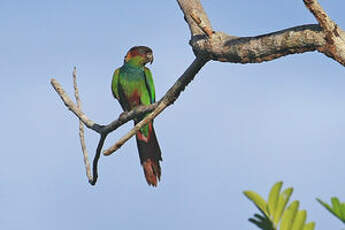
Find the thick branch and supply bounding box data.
[178,0,345,66]
[177,0,212,38]
[204,25,325,63]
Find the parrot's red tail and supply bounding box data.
[142,159,161,186]
[135,122,162,186]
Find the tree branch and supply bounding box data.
[177,0,345,66]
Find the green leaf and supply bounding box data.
[340,203,345,220]
[291,210,306,230]
[244,191,269,217]
[268,181,283,217]
[280,200,299,230]
[316,198,333,214]
[249,214,274,230]
[303,222,315,230]
[317,197,345,223]
[273,187,293,225]
[331,197,342,219]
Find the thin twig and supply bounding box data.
[51,78,99,131]
[89,134,106,185]
[73,67,93,182]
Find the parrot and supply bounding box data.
[111,46,162,187]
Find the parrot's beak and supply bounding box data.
[147,53,153,65]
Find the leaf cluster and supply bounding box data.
[244,181,315,230]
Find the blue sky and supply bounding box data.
[1,0,345,229]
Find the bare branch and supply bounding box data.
[103,57,208,156]
[51,78,101,131]
[204,25,325,63]
[72,67,93,182]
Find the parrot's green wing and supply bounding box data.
[144,67,155,103]
[111,68,120,99]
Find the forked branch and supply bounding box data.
[178,0,345,66]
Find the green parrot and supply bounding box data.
[111,46,162,186]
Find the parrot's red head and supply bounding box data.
[124,46,153,66]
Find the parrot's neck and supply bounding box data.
[124,56,145,69]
